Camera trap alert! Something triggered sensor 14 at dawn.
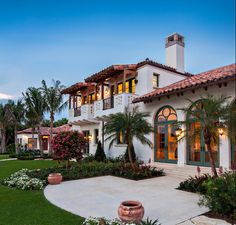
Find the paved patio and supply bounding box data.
[44,175,209,225]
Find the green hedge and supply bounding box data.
[27,161,164,182]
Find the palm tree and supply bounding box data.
[104,106,153,169]
[0,103,13,153]
[41,80,67,154]
[178,95,235,177]
[23,87,46,155]
[7,100,25,153]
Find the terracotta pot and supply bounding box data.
[47,173,62,185]
[118,200,144,223]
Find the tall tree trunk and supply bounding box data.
[0,129,6,153]
[14,125,18,154]
[204,130,218,177]
[127,138,135,170]
[37,126,43,156]
[49,112,54,155]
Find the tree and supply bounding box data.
[7,100,25,153]
[0,104,13,153]
[94,141,106,162]
[23,87,46,155]
[124,142,136,163]
[51,131,87,168]
[41,80,67,155]
[104,106,153,170]
[54,118,68,127]
[178,95,235,177]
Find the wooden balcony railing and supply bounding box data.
[74,106,81,117]
[103,96,114,110]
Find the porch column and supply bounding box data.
[95,85,98,101]
[122,70,127,92]
[219,135,231,169]
[177,111,186,166]
[101,82,104,99]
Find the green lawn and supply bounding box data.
[0,160,84,225]
[0,154,9,160]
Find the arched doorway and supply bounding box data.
[187,100,219,166]
[154,106,178,163]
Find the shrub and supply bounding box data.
[28,161,165,182]
[82,154,96,163]
[83,217,161,225]
[177,174,210,193]
[199,171,236,218]
[94,141,106,162]
[1,169,45,190]
[52,131,87,165]
[124,144,136,163]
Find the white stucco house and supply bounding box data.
[17,124,71,153]
[62,33,236,169]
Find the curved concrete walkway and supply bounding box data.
[44,175,208,225]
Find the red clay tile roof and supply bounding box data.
[61,82,95,94]
[84,64,137,83]
[17,124,72,135]
[133,63,236,103]
[137,58,193,77]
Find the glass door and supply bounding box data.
[188,121,219,166]
[156,123,177,163]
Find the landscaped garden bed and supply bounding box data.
[177,171,236,223]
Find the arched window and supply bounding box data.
[155,106,178,163]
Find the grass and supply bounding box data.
[0,154,9,160]
[0,160,84,225]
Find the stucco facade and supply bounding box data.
[63,33,236,169]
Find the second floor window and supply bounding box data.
[117,83,123,94]
[83,96,87,104]
[89,93,95,103]
[153,73,159,88]
[125,78,136,94]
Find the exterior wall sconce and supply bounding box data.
[175,127,183,137]
[88,134,92,141]
[218,128,224,136]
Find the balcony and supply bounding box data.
[94,93,136,118]
[69,104,94,123]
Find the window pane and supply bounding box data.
[131,79,136,94]
[153,74,159,87]
[125,81,129,93]
[118,83,123,94]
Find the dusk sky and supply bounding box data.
[0,0,235,118]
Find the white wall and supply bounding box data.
[136,64,187,96]
[166,44,184,72]
[136,82,235,168]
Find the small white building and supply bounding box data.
[17,124,71,152]
[62,33,236,169]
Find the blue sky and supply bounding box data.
[0,0,235,118]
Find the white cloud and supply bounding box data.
[0,92,15,100]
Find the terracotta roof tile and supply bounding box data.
[17,124,72,135]
[133,63,236,103]
[61,82,94,94]
[136,58,193,77]
[84,64,137,83]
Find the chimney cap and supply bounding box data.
[165,33,185,48]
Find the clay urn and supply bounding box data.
[118,200,144,223]
[47,173,62,185]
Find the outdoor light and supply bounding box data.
[175,127,182,137]
[88,135,92,141]
[218,128,224,136]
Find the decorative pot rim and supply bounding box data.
[120,200,142,210]
[48,173,62,176]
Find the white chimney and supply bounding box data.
[165,33,185,73]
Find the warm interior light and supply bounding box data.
[218,128,224,136]
[175,128,182,137]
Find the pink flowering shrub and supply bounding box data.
[52,131,87,165]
